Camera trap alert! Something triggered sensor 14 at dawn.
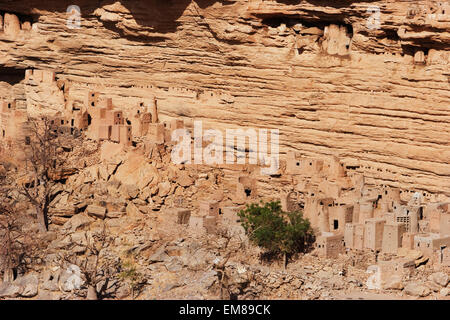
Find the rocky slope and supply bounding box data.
[0,1,449,196]
[1,130,449,300]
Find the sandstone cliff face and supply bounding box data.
[0,1,449,196]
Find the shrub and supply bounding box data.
[238,200,313,267]
[119,259,146,299]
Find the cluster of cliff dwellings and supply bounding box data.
[0,69,166,148]
[0,11,35,38]
[1,68,449,276]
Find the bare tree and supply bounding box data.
[59,225,120,300]
[0,204,17,283]
[0,162,17,282]
[0,197,40,283]
[0,160,42,283]
[18,117,70,232]
[208,228,245,300]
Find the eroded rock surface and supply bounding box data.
[0,0,449,196]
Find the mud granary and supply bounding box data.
[284,151,450,264]
[0,99,27,148]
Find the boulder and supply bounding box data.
[51,216,70,226]
[425,281,441,292]
[116,284,131,299]
[86,205,107,219]
[83,166,99,184]
[0,274,39,298]
[114,153,157,190]
[176,171,194,187]
[106,211,125,219]
[404,282,431,297]
[149,246,170,263]
[431,272,449,287]
[158,181,171,197]
[119,184,139,200]
[0,282,21,298]
[165,258,183,272]
[48,236,72,250]
[126,202,143,218]
[139,186,152,201]
[52,205,76,217]
[198,270,218,290]
[68,232,88,247]
[17,274,39,297]
[137,205,151,214]
[62,213,94,233]
[387,276,404,290]
[98,165,109,181]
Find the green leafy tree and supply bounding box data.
[238,201,313,268]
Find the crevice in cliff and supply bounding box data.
[0,66,26,85]
[258,15,354,56]
[96,20,171,43]
[0,10,38,23]
[260,16,353,37]
[90,0,221,42]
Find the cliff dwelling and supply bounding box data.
[0,0,449,305]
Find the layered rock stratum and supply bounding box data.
[0,0,449,196]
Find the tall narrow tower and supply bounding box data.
[152,97,158,124]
